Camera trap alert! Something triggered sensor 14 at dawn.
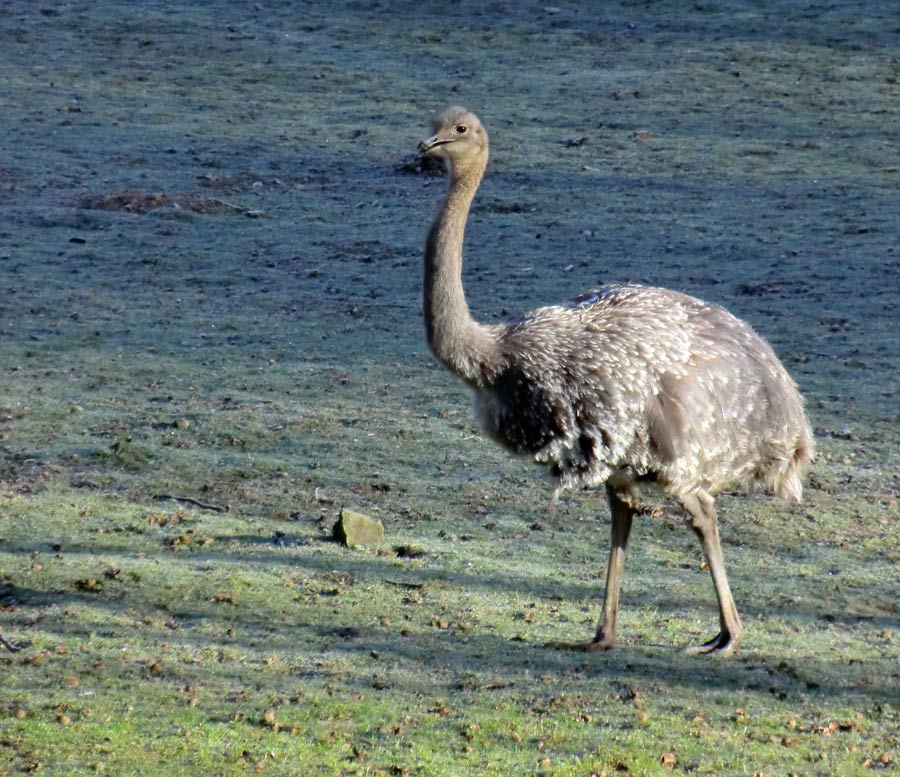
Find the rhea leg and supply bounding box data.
[551,484,636,651]
[680,490,743,656]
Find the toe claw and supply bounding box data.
[686,631,741,656]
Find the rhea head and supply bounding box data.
[419,106,489,175]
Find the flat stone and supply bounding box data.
[333,508,384,548]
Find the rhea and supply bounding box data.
[419,106,813,655]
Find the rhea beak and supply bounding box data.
[418,135,452,154]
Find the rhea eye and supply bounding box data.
[454,124,468,134]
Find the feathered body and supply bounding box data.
[419,106,813,655]
[475,284,813,503]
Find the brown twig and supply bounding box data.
[383,579,426,589]
[155,494,227,513]
[206,198,264,218]
[0,635,27,653]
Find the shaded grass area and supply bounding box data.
[1,0,898,774]
[2,486,897,775]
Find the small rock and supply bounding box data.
[333,508,384,548]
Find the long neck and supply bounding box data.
[424,157,501,386]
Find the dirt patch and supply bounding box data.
[77,190,260,216]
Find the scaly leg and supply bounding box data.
[550,484,636,651]
[680,490,743,656]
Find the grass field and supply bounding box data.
[1,1,898,774]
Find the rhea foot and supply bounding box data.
[686,629,742,657]
[547,632,615,652]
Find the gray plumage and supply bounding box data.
[478,284,812,502]
[420,106,813,656]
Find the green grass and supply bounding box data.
[1,1,898,774]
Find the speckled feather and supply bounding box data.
[474,284,814,501]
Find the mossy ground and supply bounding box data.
[1,1,898,775]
